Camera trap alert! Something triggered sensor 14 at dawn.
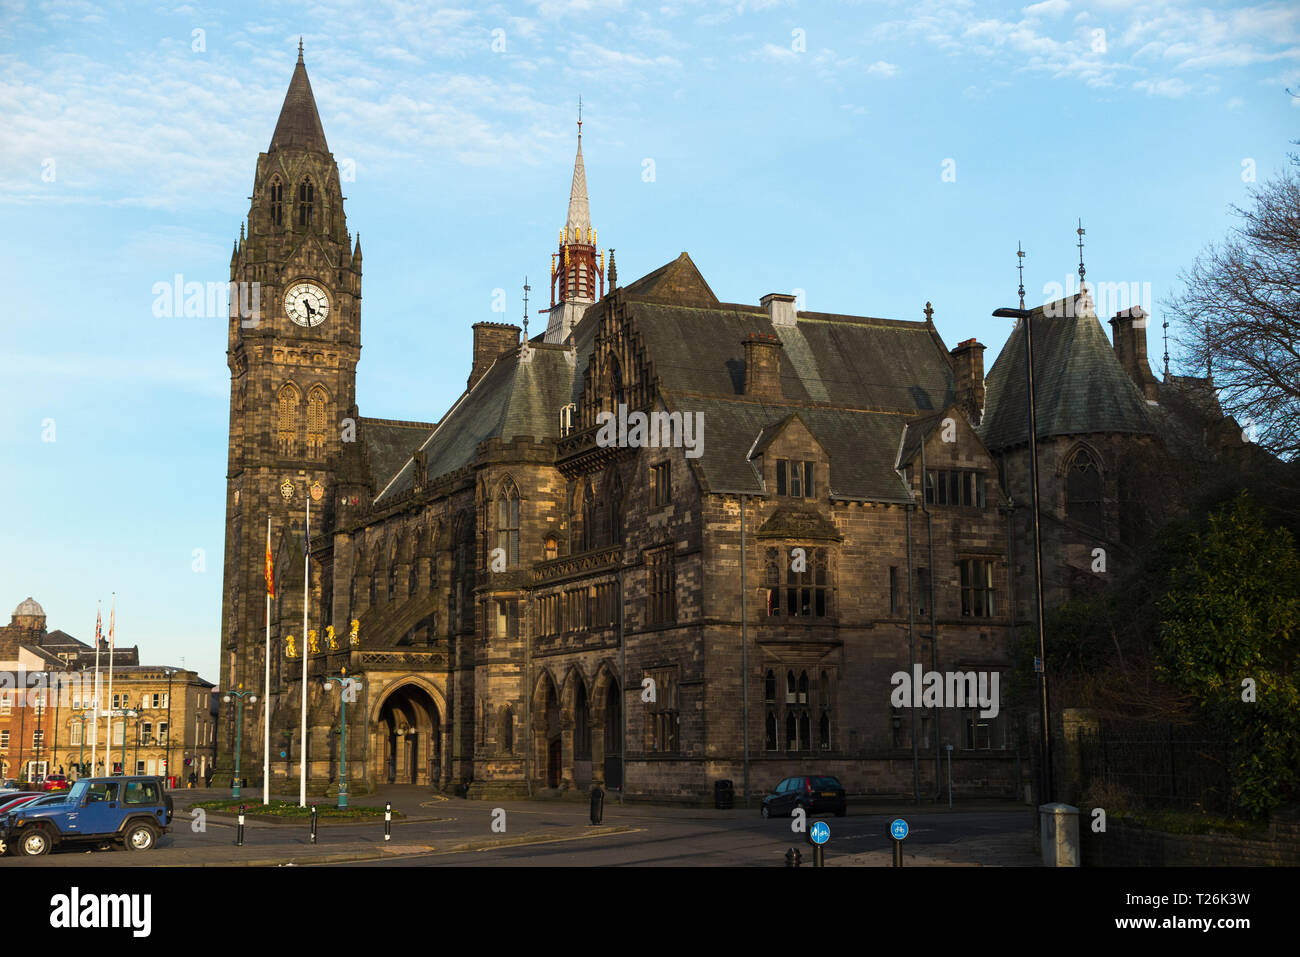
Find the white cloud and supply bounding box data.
[1024,0,1069,18]
[866,60,898,76]
[1134,76,1190,97]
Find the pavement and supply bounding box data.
[0,786,1041,867]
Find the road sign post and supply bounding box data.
[809,820,829,867]
[890,817,908,867]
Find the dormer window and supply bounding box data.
[776,459,814,498]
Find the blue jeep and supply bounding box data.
[0,776,173,856]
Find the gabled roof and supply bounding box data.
[980,292,1156,451]
[269,48,329,153]
[620,252,719,306]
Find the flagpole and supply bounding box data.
[91,602,101,775]
[106,594,115,776]
[264,516,272,807]
[300,494,309,807]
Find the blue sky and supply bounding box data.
[1,0,1297,681]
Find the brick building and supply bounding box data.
[0,598,215,783]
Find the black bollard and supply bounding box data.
[310,803,318,845]
[590,784,604,825]
[785,847,802,867]
[384,801,392,842]
[236,804,245,847]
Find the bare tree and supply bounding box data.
[1170,149,1300,461]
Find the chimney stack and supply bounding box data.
[950,338,986,426]
[469,322,521,391]
[1108,307,1159,400]
[760,292,797,327]
[743,333,784,400]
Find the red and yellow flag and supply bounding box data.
[264,524,275,598]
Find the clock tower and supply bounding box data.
[219,42,361,769]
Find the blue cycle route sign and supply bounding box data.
[810,821,830,845]
[890,818,909,840]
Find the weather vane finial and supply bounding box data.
[1017,241,1026,310]
[1162,316,1170,377]
[522,276,531,339]
[577,95,582,139]
[1076,218,1087,288]
[298,37,304,62]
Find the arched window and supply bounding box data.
[764,670,776,702]
[276,383,299,455]
[500,707,514,754]
[1066,448,1104,531]
[786,670,796,704]
[765,712,777,751]
[798,671,809,704]
[307,386,328,458]
[544,535,557,562]
[269,176,283,226]
[785,712,797,751]
[819,711,830,750]
[798,712,810,751]
[387,561,397,602]
[496,481,520,567]
[297,177,314,226]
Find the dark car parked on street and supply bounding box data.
[760,774,847,818]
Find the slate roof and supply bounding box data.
[980,292,1156,451]
[626,302,954,413]
[269,49,329,153]
[360,418,436,491]
[371,252,958,507]
[374,330,595,504]
[663,395,913,502]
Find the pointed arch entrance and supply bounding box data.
[376,682,441,785]
[533,671,561,789]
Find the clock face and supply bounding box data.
[284,281,329,327]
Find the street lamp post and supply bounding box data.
[221,685,258,799]
[164,669,175,786]
[322,669,361,808]
[994,270,1053,807]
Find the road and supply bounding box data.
[0,786,1037,866]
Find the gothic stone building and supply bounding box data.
[226,50,1234,802]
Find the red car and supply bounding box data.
[0,793,44,815]
[40,775,69,792]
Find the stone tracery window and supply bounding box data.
[496,480,520,567]
[306,385,328,458]
[276,383,299,455]
[297,177,314,226]
[1066,448,1104,531]
[269,175,284,226]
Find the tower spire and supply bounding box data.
[270,43,329,153]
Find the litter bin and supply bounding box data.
[714,779,734,809]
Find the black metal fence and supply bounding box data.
[1073,722,1237,816]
